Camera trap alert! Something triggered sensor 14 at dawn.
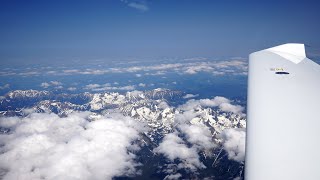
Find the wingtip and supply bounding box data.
[254,43,306,64]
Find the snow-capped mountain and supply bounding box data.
[0,89,245,140]
[0,88,246,179]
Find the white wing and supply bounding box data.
[245,43,320,180]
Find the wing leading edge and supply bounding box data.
[245,43,320,180]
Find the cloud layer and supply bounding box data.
[154,133,205,171]
[154,123,216,173]
[220,128,246,162]
[0,112,146,180]
[0,59,247,77]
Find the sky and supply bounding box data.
[1,0,320,63]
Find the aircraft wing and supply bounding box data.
[245,43,320,180]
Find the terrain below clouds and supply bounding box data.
[0,88,246,180]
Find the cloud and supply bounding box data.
[121,0,149,12]
[54,85,63,89]
[40,82,50,88]
[164,173,182,180]
[18,71,40,76]
[178,96,244,115]
[154,133,205,171]
[220,128,246,162]
[178,124,216,151]
[67,87,77,91]
[219,103,244,115]
[128,2,149,12]
[183,94,199,99]
[84,83,135,91]
[138,83,146,87]
[85,84,101,89]
[50,81,62,86]
[6,59,247,78]
[40,81,63,89]
[0,84,10,90]
[154,123,216,174]
[0,112,146,180]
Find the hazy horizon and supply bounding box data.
[1,0,320,64]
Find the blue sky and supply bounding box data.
[1,0,320,63]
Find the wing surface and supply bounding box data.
[245,43,320,180]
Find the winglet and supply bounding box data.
[266,43,306,64]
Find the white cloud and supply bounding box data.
[0,84,10,90]
[178,96,244,115]
[18,71,40,76]
[164,173,182,180]
[183,94,199,99]
[155,122,217,174]
[0,112,146,180]
[40,82,50,88]
[3,59,247,77]
[128,2,149,12]
[63,69,80,73]
[178,124,216,151]
[67,87,77,91]
[50,81,62,86]
[220,128,246,162]
[135,74,142,77]
[54,85,63,89]
[219,103,244,115]
[154,133,205,171]
[85,84,101,89]
[157,101,169,109]
[40,81,62,89]
[121,0,149,12]
[85,83,135,91]
[138,83,146,87]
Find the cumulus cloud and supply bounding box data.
[0,112,146,180]
[40,82,50,88]
[154,133,205,171]
[0,84,10,90]
[82,60,245,76]
[220,128,246,162]
[178,96,244,115]
[67,87,77,91]
[85,84,101,89]
[55,85,63,89]
[164,173,182,180]
[138,83,146,87]
[219,103,244,115]
[154,117,219,174]
[121,0,149,12]
[40,81,63,88]
[183,94,199,99]
[18,71,40,76]
[84,83,135,91]
[8,59,247,78]
[178,124,216,151]
[50,81,62,86]
[128,2,149,12]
